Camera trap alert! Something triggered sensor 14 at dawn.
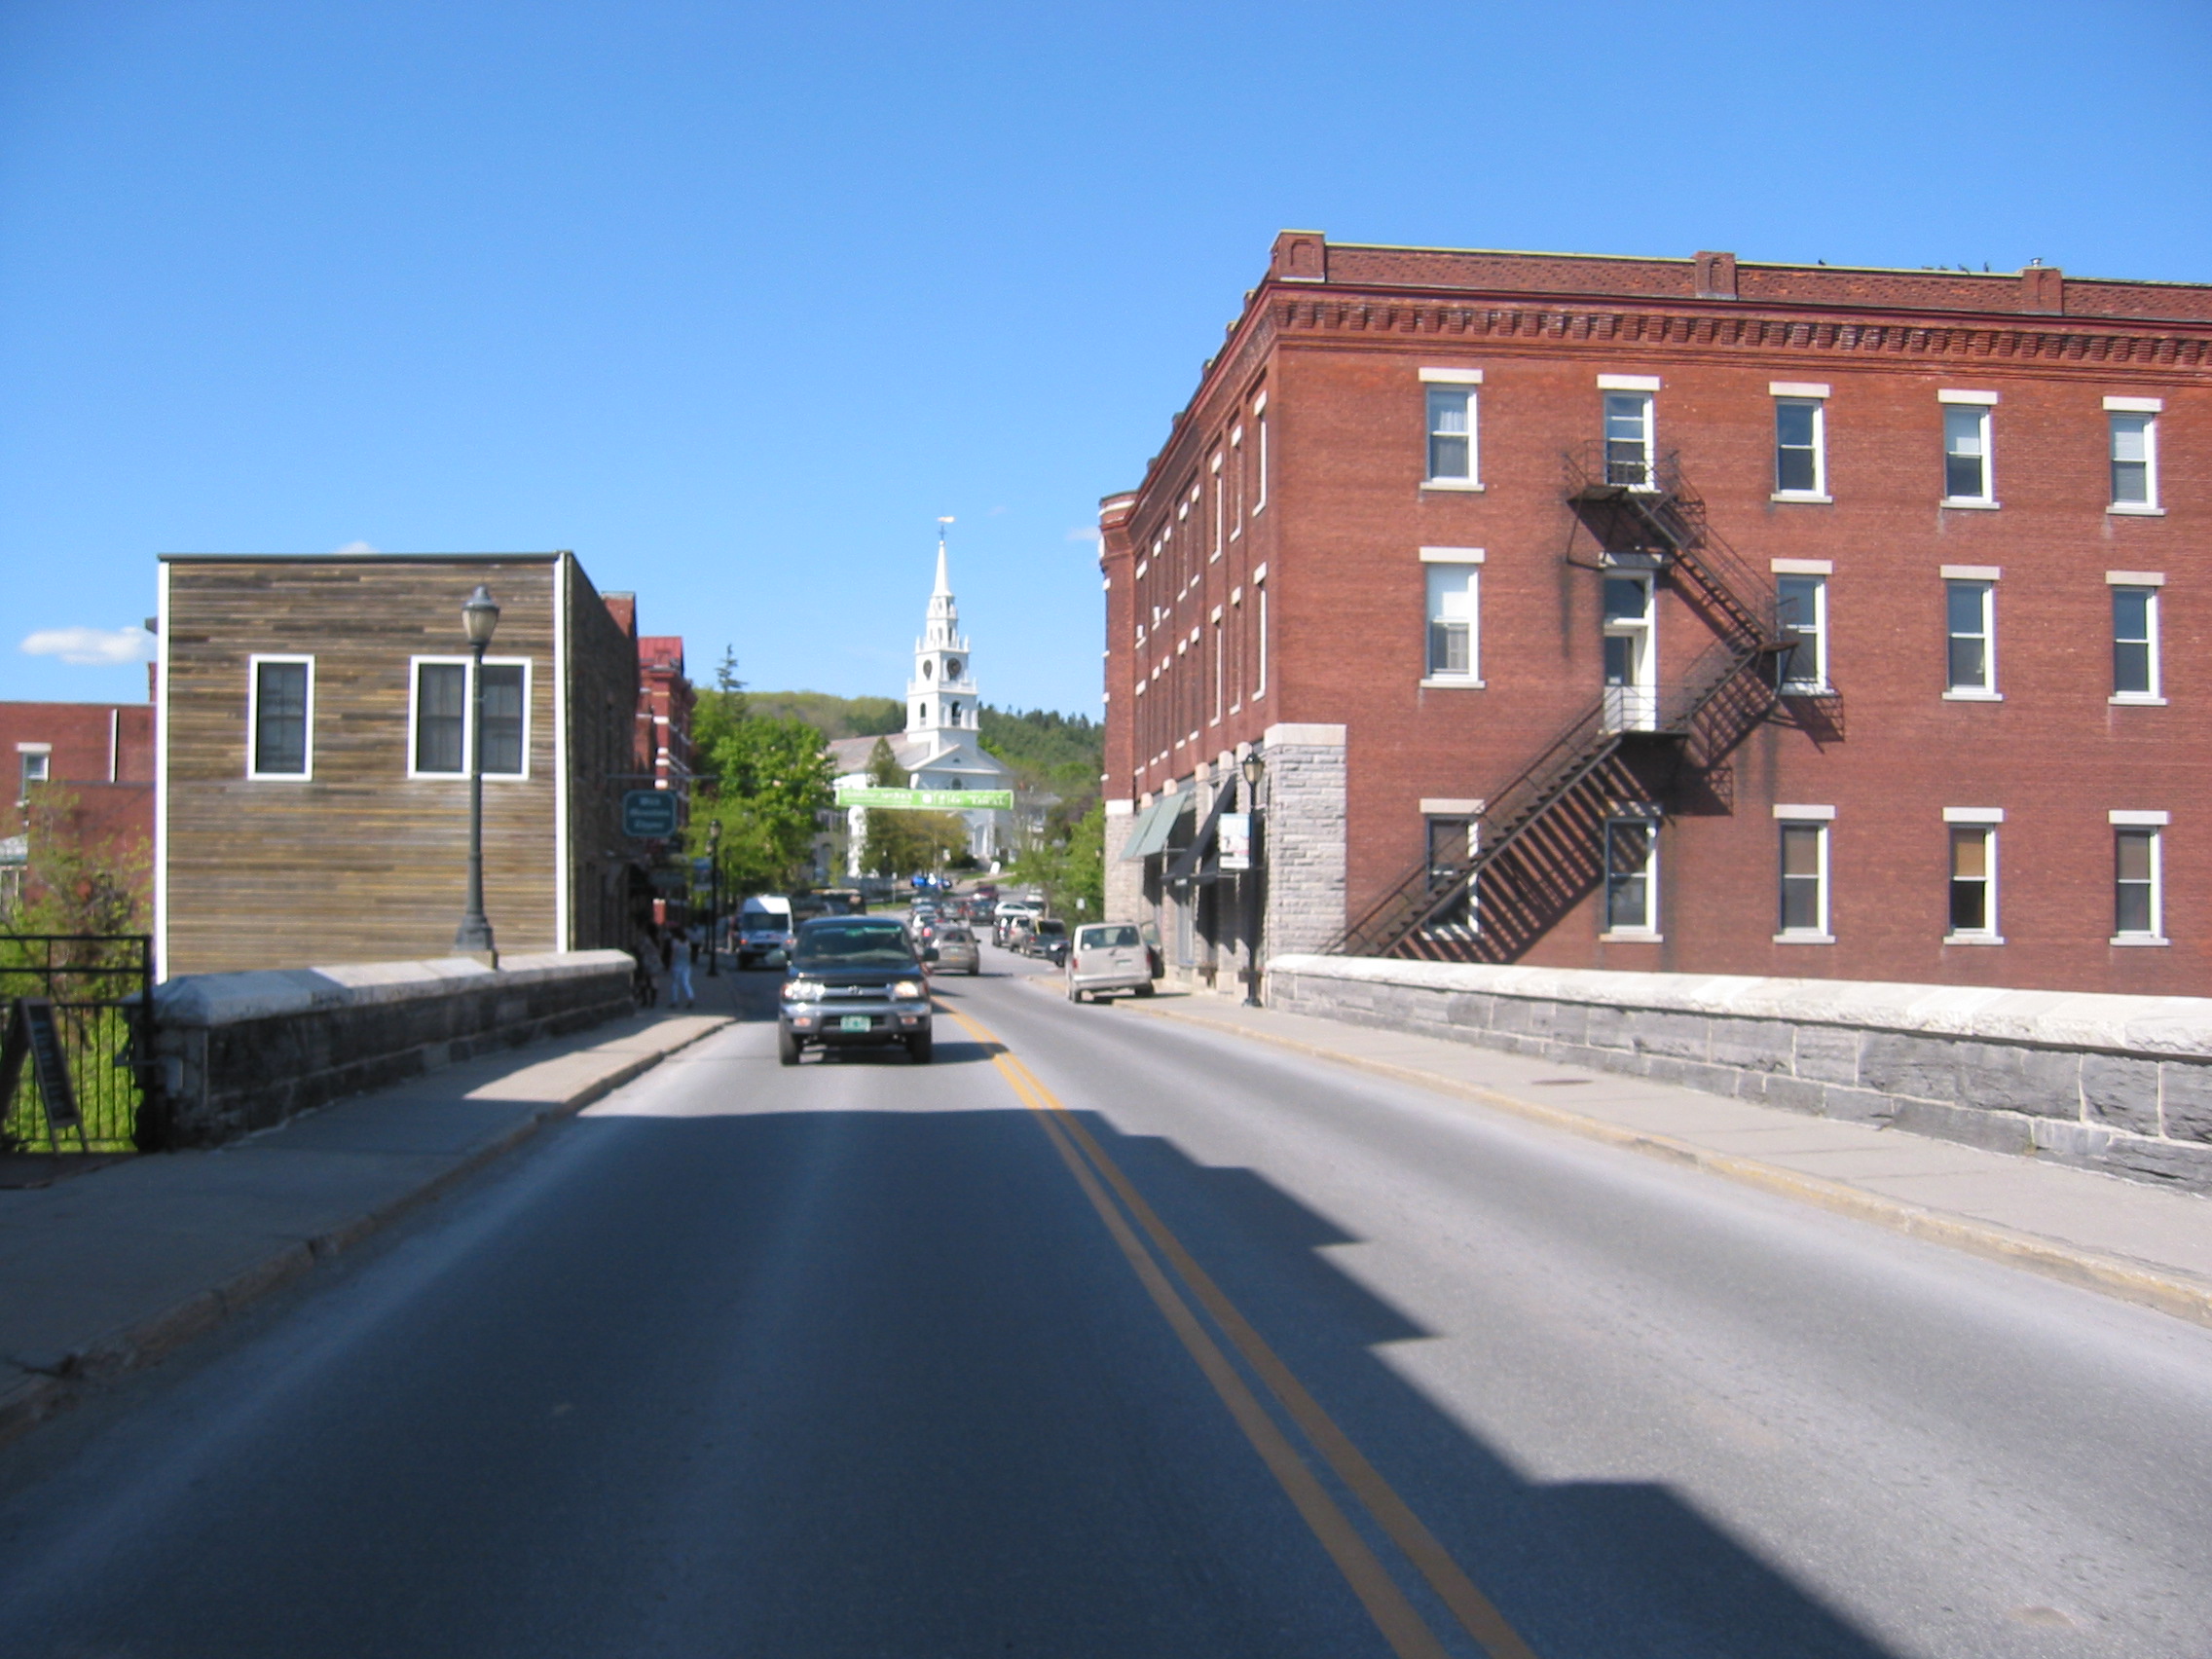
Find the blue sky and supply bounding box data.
[4,0,2207,715]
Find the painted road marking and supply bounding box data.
[942,1003,1540,1659]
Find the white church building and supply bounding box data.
[830,537,1016,871]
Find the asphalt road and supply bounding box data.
[2,944,2210,1658]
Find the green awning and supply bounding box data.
[1119,792,1195,862]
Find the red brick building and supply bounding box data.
[0,697,156,920]
[1100,233,2212,997]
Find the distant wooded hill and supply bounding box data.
[749,691,1101,796]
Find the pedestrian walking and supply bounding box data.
[633,934,661,1008]
[669,928,695,1009]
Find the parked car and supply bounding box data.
[1023,917,1069,966]
[931,924,981,975]
[993,900,1041,947]
[778,916,935,1065]
[734,895,795,969]
[1066,922,1155,1002]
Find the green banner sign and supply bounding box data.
[834,786,1014,811]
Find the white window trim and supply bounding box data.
[1770,382,1830,398]
[1942,575,2000,700]
[407,655,534,781]
[2109,581,2164,705]
[1943,818,2003,944]
[1421,549,1484,687]
[2112,819,2166,944]
[1599,813,1661,940]
[2106,407,2163,515]
[1939,400,1998,508]
[1420,380,1483,491]
[1775,571,1829,695]
[1597,373,1662,390]
[1772,559,1833,574]
[2104,395,2164,413]
[1774,818,1832,943]
[245,653,316,782]
[1771,392,1829,502]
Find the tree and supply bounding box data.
[856,737,968,878]
[1010,796,1103,921]
[1,786,149,952]
[688,713,834,894]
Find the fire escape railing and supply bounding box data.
[1330,450,1794,961]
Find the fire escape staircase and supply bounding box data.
[1332,447,1792,961]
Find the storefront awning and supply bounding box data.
[1119,792,1194,862]
[1165,783,1241,884]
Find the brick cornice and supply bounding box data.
[1272,293,2212,371]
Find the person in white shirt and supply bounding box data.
[669,930,695,1009]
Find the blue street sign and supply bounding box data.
[623,790,681,838]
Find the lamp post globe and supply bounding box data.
[452,586,500,965]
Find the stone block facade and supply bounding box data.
[1260,723,1346,959]
[1269,954,2212,1193]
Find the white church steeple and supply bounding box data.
[908,520,977,736]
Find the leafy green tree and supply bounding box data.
[1010,796,1103,921]
[689,712,834,894]
[856,737,969,878]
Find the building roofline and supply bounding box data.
[156,551,570,565]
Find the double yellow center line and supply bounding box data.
[941,1004,1539,1659]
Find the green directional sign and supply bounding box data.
[834,786,1014,810]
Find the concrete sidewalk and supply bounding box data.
[1112,989,2212,1330]
[0,1009,729,1442]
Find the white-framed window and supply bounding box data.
[2111,579,2161,702]
[1778,823,1831,941]
[1419,368,1483,488]
[1774,806,1834,941]
[1210,449,1225,559]
[1424,815,1476,931]
[409,656,531,780]
[1251,391,1269,513]
[1210,609,1224,724]
[1773,389,1828,498]
[1253,564,1269,697]
[1420,548,1483,685]
[1938,390,1997,506]
[1943,573,1998,697]
[1775,572,1828,693]
[1943,808,2002,941]
[2107,399,2161,512]
[17,745,51,798]
[1230,425,1244,537]
[1603,390,1655,488]
[246,654,314,780]
[2112,811,2167,942]
[1602,813,1660,937]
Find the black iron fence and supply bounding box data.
[0,934,159,1154]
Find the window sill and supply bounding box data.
[244,773,314,784]
[1940,498,2002,511]
[1773,932,1835,944]
[2111,694,2168,707]
[2112,935,2170,947]
[1779,682,1833,698]
[1419,479,1486,494]
[1419,676,1487,690]
[2107,503,2166,517]
[1598,930,1663,943]
[1770,492,1833,504]
[1942,689,2003,702]
[1943,933,2006,945]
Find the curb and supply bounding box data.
[0,1017,730,1446]
[1109,995,2212,1333]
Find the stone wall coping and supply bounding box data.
[153,951,636,1028]
[1272,955,2212,1059]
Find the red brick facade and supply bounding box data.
[0,698,156,919]
[1101,234,2212,995]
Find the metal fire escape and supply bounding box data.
[1332,446,1792,961]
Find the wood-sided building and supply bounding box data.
[156,552,644,979]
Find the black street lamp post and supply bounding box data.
[453,585,500,966]
[1240,751,1265,1007]
[706,818,722,977]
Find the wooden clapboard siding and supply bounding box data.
[165,556,581,977]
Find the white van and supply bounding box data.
[735,895,795,969]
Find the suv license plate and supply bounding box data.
[839,1015,872,1033]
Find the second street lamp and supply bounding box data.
[706,818,722,977]
[453,584,500,965]
[1239,750,1265,1007]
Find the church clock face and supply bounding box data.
[945,658,962,679]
